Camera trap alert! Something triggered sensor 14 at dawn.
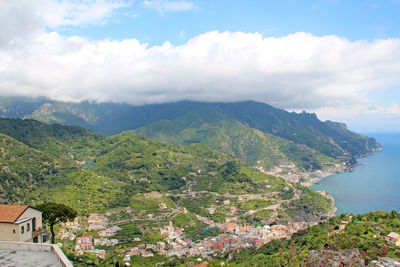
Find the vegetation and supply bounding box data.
[0,118,332,225]
[0,133,57,203]
[35,202,77,243]
[133,107,339,172]
[0,96,380,165]
[231,210,400,266]
[0,100,389,266]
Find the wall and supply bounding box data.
[19,207,43,230]
[0,222,19,241]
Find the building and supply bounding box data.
[75,237,94,254]
[370,257,400,266]
[0,204,47,243]
[87,214,107,230]
[157,241,166,251]
[0,241,72,267]
[385,232,400,246]
[65,217,80,231]
[94,249,106,259]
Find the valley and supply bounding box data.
[0,99,391,266]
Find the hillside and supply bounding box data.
[0,118,104,159]
[133,107,338,175]
[0,118,332,225]
[230,210,400,266]
[0,96,380,176]
[0,133,57,203]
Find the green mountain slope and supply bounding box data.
[0,118,332,224]
[133,107,337,173]
[0,118,105,160]
[0,96,379,165]
[216,101,380,160]
[0,133,57,203]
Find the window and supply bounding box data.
[21,226,24,234]
[27,223,30,231]
[13,229,16,234]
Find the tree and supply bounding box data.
[35,202,77,244]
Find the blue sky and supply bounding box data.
[58,0,400,45]
[0,0,400,132]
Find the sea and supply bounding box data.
[310,133,400,215]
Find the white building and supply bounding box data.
[386,232,400,246]
[0,205,47,243]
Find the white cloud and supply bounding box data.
[1,30,400,114]
[314,103,400,132]
[179,29,186,40]
[142,0,197,13]
[43,0,133,28]
[0,0,46,46]
[0,0,133,46]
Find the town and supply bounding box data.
[59,208,313,262]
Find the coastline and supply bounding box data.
[303,148,382,187]
[258,162,349,187]
[256,147,382,218]
[317,190,338,218]
[301,164,354,187]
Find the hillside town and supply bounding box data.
[48,206,313,262]
[1,203,400,266]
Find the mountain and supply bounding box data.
[0,96,380,175]
[132,107,337,174]
[0,133,57,203]
[0,118,333,224]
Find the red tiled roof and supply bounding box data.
[0,205,29,223]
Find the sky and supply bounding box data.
[0,0,400,133]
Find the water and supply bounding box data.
[310,133,400,215]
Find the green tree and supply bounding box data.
[35,202,77,244]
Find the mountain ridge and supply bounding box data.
[0,96,380,180]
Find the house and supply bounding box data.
[0,204,47,243]
[98,225,121,237]
[61,232,76,241]
[87,214,107,230]
[224,223,237,232]
[385,232,400,246]
[65,217,80,231]
[75,236,94,254]
[339,221,349,231]
[157,241,166,251]
[95,249,106,259]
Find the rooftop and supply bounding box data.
[0,241,72,267]
[0,205,29,223]
[0,248,62,267]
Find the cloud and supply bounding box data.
[1,21,400,132]
[1,30,400,115]
[314,103,400,132]
[0,0,45,46]
[179,30,186,40]
[142,0,197,13]
[0,0,133,46]
[43,0,133,28]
